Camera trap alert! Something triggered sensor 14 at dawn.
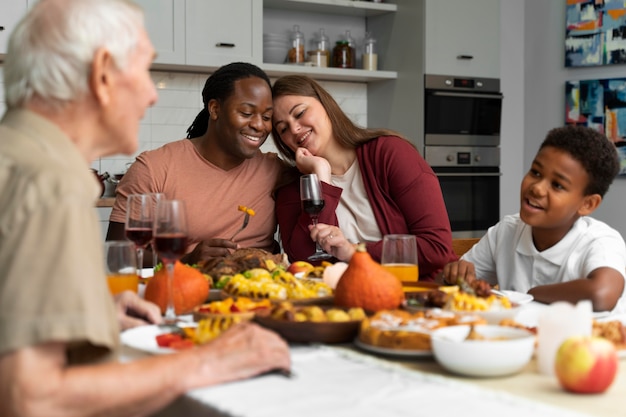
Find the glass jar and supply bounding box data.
[332,40,353,68]
[343,30,356,68]
[310,28,331,67]
[363,31,378,71]
[288,24,305,64]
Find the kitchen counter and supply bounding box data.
[96,197,115,207]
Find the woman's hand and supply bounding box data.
[295,148,331,183]
[310,223,356,262]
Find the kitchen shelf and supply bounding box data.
[263,0,396,17]
[261,63,397,82]
[152,62,397,82]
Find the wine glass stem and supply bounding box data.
[311,216,324,253]
[136,247,144,276]
[164,261,176,324]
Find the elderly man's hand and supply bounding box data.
[114,291,163,330]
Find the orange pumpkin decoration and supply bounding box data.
[144,261,210,315]
[334,244,404,312]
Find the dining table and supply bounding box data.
[121,297,624,417]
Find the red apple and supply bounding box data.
[287,261,314,276]
[554,336,618,394]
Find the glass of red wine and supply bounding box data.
[153,199,188,324]
[125,194,155,277]
[300,174,333,261]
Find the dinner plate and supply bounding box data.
[497,290,533,305]
[353,338,433,358]
[121,323,196,355]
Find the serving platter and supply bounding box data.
[353,338,433,358]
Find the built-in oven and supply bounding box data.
[423,74,503,237]
[425,146,500,238]
[424,74,502,147]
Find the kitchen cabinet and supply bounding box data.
[185,0,262,68]
[135,0,185,65]
[424,0,500,78]
[0,1,29,55]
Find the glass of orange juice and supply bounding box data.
[381,234,418,289]
[104,241,138,295]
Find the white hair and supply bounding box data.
[3,0,144,110]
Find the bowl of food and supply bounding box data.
[430,324,535,377]
[254,302,366,344]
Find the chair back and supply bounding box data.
[452,238,480,258]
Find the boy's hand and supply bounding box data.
[441,260,477,285]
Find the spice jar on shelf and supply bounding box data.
[332,40,353,69]
[343,30,356,68]
[309,28,330,67]
[288,25,305,64]
[363,31,378,71]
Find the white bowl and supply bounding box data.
[431,325,535,377]
[263,46,288,64]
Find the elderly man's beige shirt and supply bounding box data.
[0,109,119,363]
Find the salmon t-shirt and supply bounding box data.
[110,139,285,252]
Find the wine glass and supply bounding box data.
[125,194,155,277]
[300,174,333,261]
[153,199,189,324]
[147,192,165,268]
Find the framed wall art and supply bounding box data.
[566,77,626,175]
[565,0,626,67]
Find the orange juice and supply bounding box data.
[382,263,419,285]
[107,273,139,295]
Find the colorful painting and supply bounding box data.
[566,77,626,175]
[565,0,626,67]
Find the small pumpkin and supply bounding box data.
[144,261,210,315]
[334,244,404,312]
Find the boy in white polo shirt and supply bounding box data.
[441,125,626,312]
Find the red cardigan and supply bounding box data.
[275,136,456,281]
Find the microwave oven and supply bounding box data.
[424,74,502,147]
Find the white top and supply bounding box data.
[331,160,381,244]
[463,214,626,312]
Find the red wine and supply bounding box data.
[154,234,188,262]
[125,228,153,248]
[303,199,325,215]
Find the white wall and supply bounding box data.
[500,0,526,217]
[508,0,626,237]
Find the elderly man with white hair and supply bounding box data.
[0,1,290,416]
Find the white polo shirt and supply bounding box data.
[463,214,626,312]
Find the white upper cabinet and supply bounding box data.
[185,0,262,67]
[424,0,500,78]
[135,0,185,65]
[0,1,29,55]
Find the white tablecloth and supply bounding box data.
[186,345,592,417]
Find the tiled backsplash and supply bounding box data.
[0,67,367,176]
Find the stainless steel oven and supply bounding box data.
[424,74,502,146]
[424,74,503,237]
[425,146,500,238]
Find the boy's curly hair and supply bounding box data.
[540,125,619,197]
